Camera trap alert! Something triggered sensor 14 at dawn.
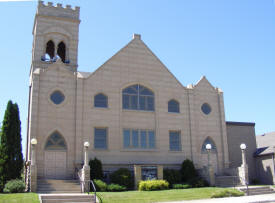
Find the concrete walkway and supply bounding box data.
[158,193,275,203]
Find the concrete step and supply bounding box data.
[40,194,96,203]
[215,176,240,187]
[37,179,81,194]
[240,186,275,196]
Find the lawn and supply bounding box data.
[97,187,240,203]
[0,193,39,203]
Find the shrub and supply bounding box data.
[3,179,25,193]
[163,169,181,188]
[93,179,107,192]
[89,158,103,180]
[188,177,209,188]
[138,180,169,191]
[110,168,134,189]
[180,159,197,182]
[107,184,126,192]
[251,178,260,185]
[211,189,244,198]
[172,184,191,189]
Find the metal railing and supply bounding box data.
[75,168,97,203]
[78,180,97,203]
[239,176,249,196]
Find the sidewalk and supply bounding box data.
[158,193,275,203]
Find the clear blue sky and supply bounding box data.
[0,0,274,157]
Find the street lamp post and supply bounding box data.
[240,143,247,166]
[239,143,248,186]
[31,138,37,166]
[30,138,37,192]
[82,141,90,193]
[205,143,214,186]
[84,141,90,167]
[206,143,212,169]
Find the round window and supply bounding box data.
[201,103,211,115]
[50,90,65,105]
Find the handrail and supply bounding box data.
[79,180,97,203]
[239,176,249,196]
[75,168,97,203]
[89,180,97,203]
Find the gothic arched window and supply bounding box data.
[168,99,180,113]
[94,93,108,108]
[57,41,66,63]
[46,40,55,59]
[201,137,217,153]
[122,84,154,111]
[45,132,67,151]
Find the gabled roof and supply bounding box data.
[80,34,186,89]
[255,132,275,156]
[193,76,217,91]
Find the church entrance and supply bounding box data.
[44,151,67,179]
[44,132,67,179]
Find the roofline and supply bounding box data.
[226,121,255,127]
[255,152,274,157]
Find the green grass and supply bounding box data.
[97,187,241,203]
[0,193,39,203]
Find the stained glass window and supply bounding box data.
[45,132,67,150]
[50,91,65,105]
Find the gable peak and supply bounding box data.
[132,33,141,40]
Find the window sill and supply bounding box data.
[92,106,110,110]
[169,150,183,153]
[93,148,109,151]
[121,148,158,152]
[167,111,181,114]
[122,109,155,113]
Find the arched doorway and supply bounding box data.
[44,131,67,179]
[200,137,218,174]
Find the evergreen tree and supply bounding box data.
[89,158,103,180]
[0,101,23,190]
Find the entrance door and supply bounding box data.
[44,151,67,179]
[44,131,67,179]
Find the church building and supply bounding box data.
[26,1,257,191]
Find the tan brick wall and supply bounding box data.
[226,123,257,181]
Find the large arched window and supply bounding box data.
[201,137,217,153]
[46,40,55,59]
[94,93,108,108]
[122,84,154,111]
[57,41,66,63]
[168,99,180,113]
[45,132,67,151]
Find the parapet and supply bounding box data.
[37,1,80,20]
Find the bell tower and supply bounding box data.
[31,1,80,72]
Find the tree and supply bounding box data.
[89,158,103,180]
[0,101,23,191]
[180,159,197,182]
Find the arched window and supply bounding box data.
[201,137,217,153]
[168,99,180,113]
[122,84,154,111]
[46,40,55,59]
[57,41,66,63]
[94,93,108,108]
[45,132,67,151]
